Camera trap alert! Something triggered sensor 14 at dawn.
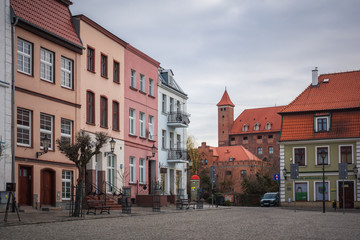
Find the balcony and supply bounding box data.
[167,148,188,163]
[167,111,190,128]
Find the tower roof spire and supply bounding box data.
[217,89,235,107]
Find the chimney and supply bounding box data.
[312,67,318,86]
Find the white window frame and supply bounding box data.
[268,146,274,155]
[62,170,73,200]
[177,134,181,149]
[61,118,72,143]
[162,94,167,113]
[170,97,174,113]
[131,69,136,88]
[338,144,353,164]
[130,156,136,183]
[129,108,136,135]
[257,147,262,155]
[315,146,330,166]
[149,78,154,96]
[139,158,145,184]
[107,155,116,193]
[139,112,145,138]
[40,48,54,82]
[242,124,248,132]
[294,181,309,202]
[169,132,174,149]
[292,147,307,166]
[148,115,154,140]
[265,122,271,130]
[140,74,145,92]
[40,113,53,150]
[17,38,32,75]
[313,181,330,201]
[315,116,330,132]
[17,108,32,147]
[162,130,167,149]
[254,123,260,131]
[61,56,73,89]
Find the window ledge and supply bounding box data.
[86,122,96,126]
[139,90,147,95]
[129,134,137,138]
[87,69,96,74]
[148,138,156,142]
[130,86,138,91]
[139,136,147,140]
[101,75,108,79]
[148,94,155,99]
[61,86,74,91]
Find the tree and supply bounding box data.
[57,131,108,216]
[186,136,200,175]
[241,172,278,196]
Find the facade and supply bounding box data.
[217,90,283,173]
[279,69,360,208]
[198,142,263,193]
[158,68,189,197]
[72,15,126,197]
[11,0,82,208]
[0,0,12,203]
[124,44,159,202]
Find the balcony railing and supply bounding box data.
[167,111,190,128]
[167,148,188,163]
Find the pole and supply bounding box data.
[294,179,296,213]
[211,179,214,208]
[322,164,325,213]
[342,179,345,214]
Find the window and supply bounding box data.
[17,108,32,147]
[340,146,352,164]
[315,116,330,132]
[177,134,181,149]
[205,159,208,165]
[140,74,145,92]
[177,101,181,112]
[295,182,308,201]
[268,135,273,139]
[242,124,248,132]
[139,112,145,137]
[61,57,73,89]
[148,115,154,140]
[257,135,262,140]
[315,182,329,201]
[61,119,72,143]
[162,130,166,149]
[149,78,154,96]
[113,61,120,83]
[130,69,136,88]
[62,170,73,200]
[40,48,54,82]
[139,158,145,184]
[129,108,136,135]
[243,136,248,140]
[107,155,115,192]
[40,113,53,150]
[254,123,260,131]
[294,148,306,166]
[130,156,136,183]
[100,96,108,128]
[258,147,262,155]
[112,101,119,131]
[225,171,232,175]
[169,132,174,149]
[87,46,95,72]
[316,147,329,165]
[86,91,95,124]
[162,94,167,113]
[101,54,108,78]
[265,122,272,130]
[17,38,32,75]
[269,146,274,154]
[241,170,247,178]
[229,158,234,162]
[170,97,174,113]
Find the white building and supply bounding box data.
[158,68,189,197]
[0,0,12,203]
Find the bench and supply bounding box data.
[86,200,111,215]
[176,199,197,210]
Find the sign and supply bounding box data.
[339,163,348,179]
[210,166,216,183]
[290,163,299,179]
[274,174,280,181]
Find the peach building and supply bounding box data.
[11,0,82,208]
[72,15,126,195]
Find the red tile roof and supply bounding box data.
[230,106,284,135]
[11,0,82,47]
[217,90,235,107]
[280,70,360,113]
[210,145,260,161]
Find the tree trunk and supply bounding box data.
[73,167,84,217]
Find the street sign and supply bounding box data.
[290,163,299,179]
[274,174,280,181]
[339,163,348,179]
[210,166,216,183]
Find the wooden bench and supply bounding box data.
[176,199,197,210]
[86,200,111,215]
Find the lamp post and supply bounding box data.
[104,138,116,157]
[282,167,287,180]
[36,135,51,158]
[319,149,327,213]
[354,165,358,180]
[146,144,157,160]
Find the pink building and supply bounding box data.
[124,45,159,202]
[11,0,82,209]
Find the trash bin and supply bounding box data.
[216,195,224,206]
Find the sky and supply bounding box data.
[71,0,360,147]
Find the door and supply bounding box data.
[19,166,32,206]
[41,169,55,206]
[148,161,152,194]
[338,181,354,208]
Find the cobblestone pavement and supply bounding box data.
[1,206,360,240]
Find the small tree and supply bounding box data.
[186,136,200,175]
[57,131,108,216]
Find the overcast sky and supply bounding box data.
[71,0,360,147]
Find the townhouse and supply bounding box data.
[279,69,360,208]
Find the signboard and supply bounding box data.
[274,174,280,181]
[339,163,348,179]
[290,163,299,179]
[210,166,216,183]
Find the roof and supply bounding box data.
[217,90,235,107]
[280,70,360,113]
[230,106,284,135]
[11,0,82,48]
[211,145,260,161]
[159,68,187,96]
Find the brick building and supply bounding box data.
[217,90,283,173]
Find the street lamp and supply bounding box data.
[282,167,287,180]
[319,149,327,213]
[354,165,358,180]
[36,135,50,158]
[104,138,116,157]
[146,144,157,160]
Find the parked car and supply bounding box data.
[260,192,279,207]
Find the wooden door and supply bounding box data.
[338,181,354,208]
[19,166,32,206]
[148,161,152,194]
[41,169,55,206]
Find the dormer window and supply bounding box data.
[265,122,272,130]
[314,115,330,132]
[242,124,249,132]
[254,123,260,131]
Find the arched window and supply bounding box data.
[265,122,272,130]
[242,124,249,132]
[254,123,260,131]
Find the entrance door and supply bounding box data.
[338,181,354,208]
[148,161,152,194]
[19,166,32,206]
[41,169,55,206]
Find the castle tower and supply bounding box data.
[217,90,234,146]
